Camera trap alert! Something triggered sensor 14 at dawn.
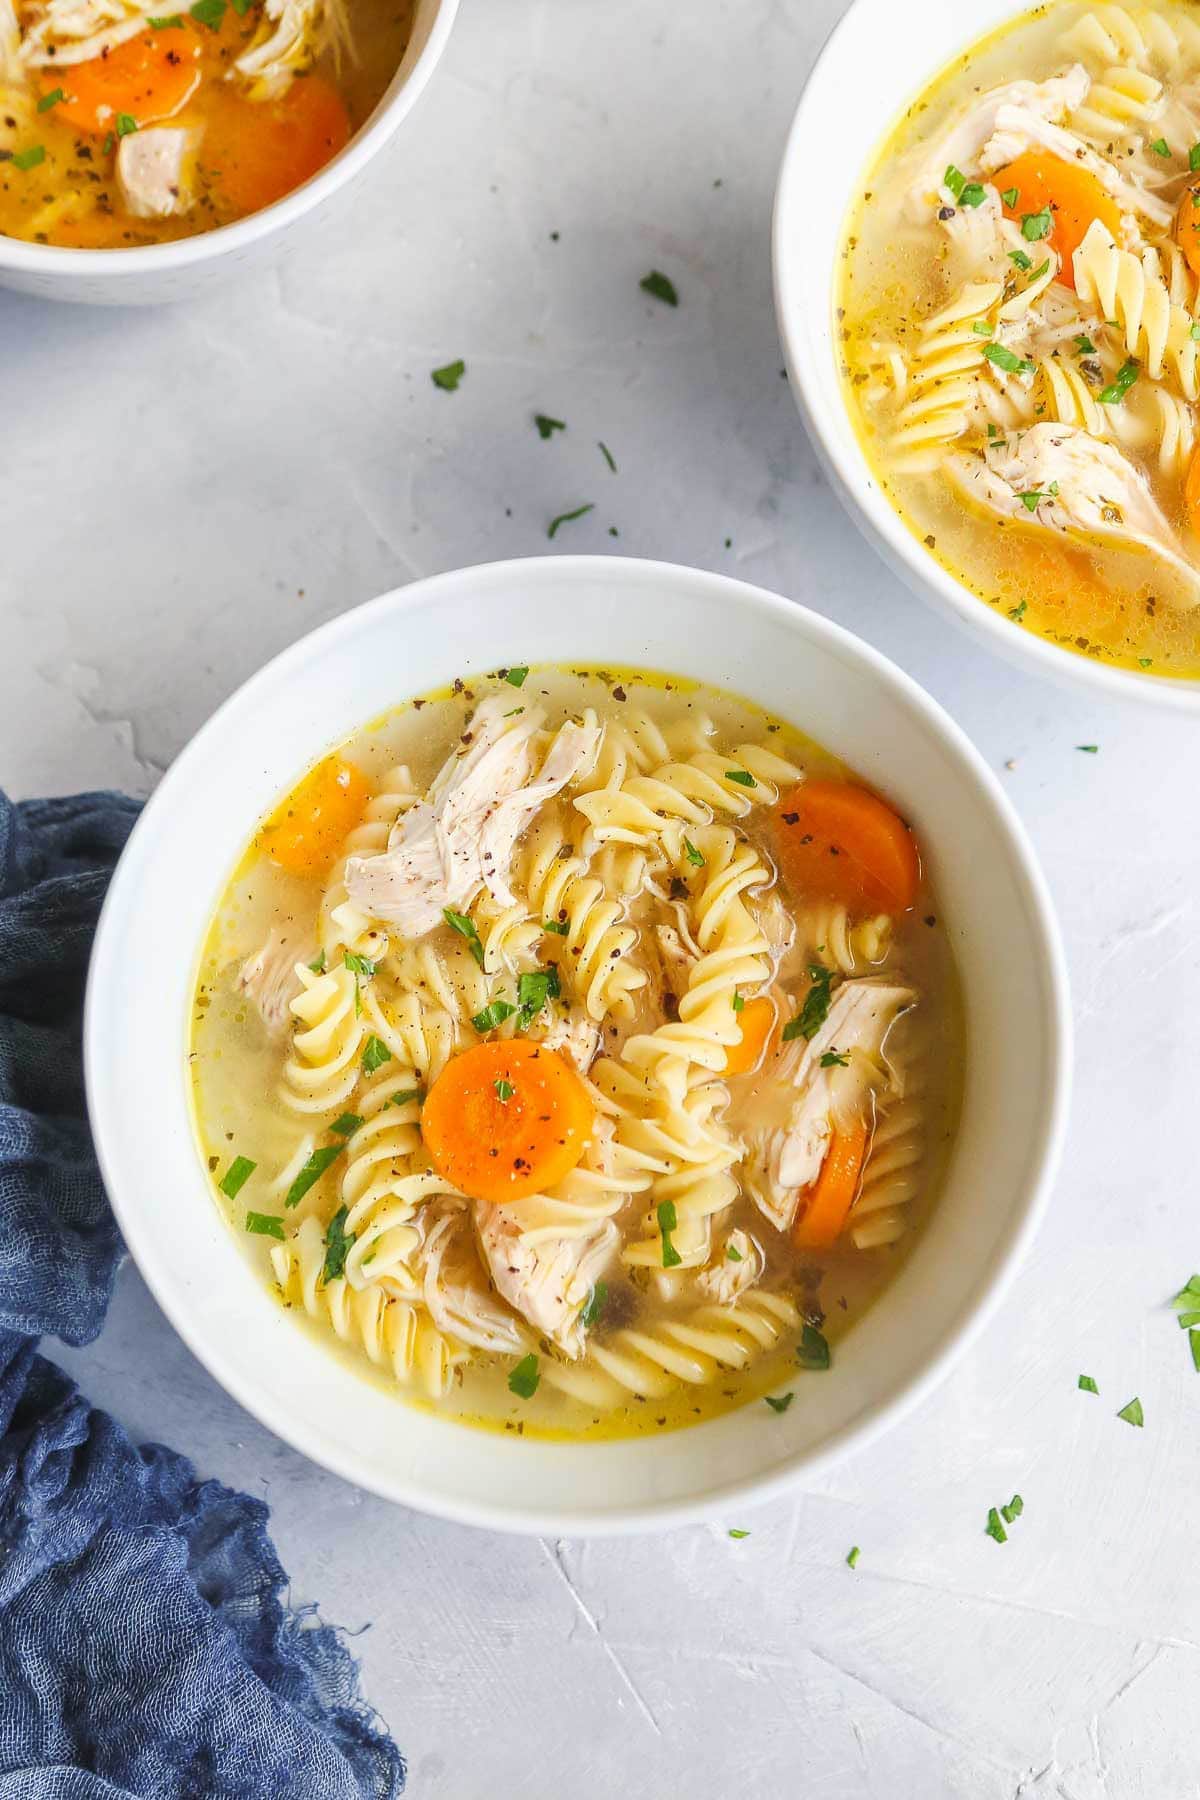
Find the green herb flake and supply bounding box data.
[819,1049,849,1067]
[725,768,756,787]
[508,1353,540,1398]
[846,1545,861,1568]
[1171,1274,1200,1306]
[219,1155,257,1199]
[505,665,529,687]
[1021,206,1053,241]
[517,966,560,1026]
[598,440,617,472]
[1018,490,1045,512]
[1190,1329,1200,1374]
[1078,1374,1099,1393]
[36,87,63,111]
[493,1077,514,1103]
[1190,141,1200,171]
[329,1112,363,1137]
[797,1323,831,1370]
[321,1205,355,1283]
[943,163,966,198]
[1139,657,1153,668]
[726,1243,744,1261]
[1178,1312,1200,1328]
[683,838,705,867]
[543,917,569,935]
[285,1144,343,1208]
[1151,137,1171,157]
[1076,744,1099,754]
[472,999,518,1034]
[732,992,745,1013]
[534,414,565,439]
[1028,260,1050,282]
[984,340,1035,375]
[308,949,327,973]
[343,951,377,978]
[1001,185,1019,207]
[389,1088,424,1109]
[12,145,45,170]
[245,1210,285,1240]
[640,269,678,306]
[1000,1493,1024,1524]
[1075,334,1096,355]
[782,960,835,1043]
[727,1528,750,1540]
[361,1035,393,1074]
[1008,598,1028,621]
[431,358,465,391]
[101,133,114,155]
[985,1506,1008,1544]
[1116,1396,1144,1427]
[657,1198,682,1269]
[443,906,486,968]
[765,1392,794,1414]
[958,181,987,207]
[188,0,225,26]
[1008,249,1033,271]
[972,321,993,336]
[580,1281,608,1330]
[547,502,594,539]
[1097,359,1139,405]
[115,112,138,136]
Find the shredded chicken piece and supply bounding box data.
[234,0,350,98]
[475,1207,617,1357]
[744,980,914,1234]
[539,1005,602,1075]
[237,927,310,1040]
[908,66,1090,215]
[946,422,1200,602]
[117,127,195,219]
[345,698,602,939]
[419,1210,527,1355]
[696,1229,761,1305]
[978,102,1172,230]
[17,0,159,65]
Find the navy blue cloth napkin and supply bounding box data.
[0,793,405,1799]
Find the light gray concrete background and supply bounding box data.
[6,2,1200,1794]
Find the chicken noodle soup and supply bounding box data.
[838,0,1200,678]
[0,0,411,245]
[190,668,963,1440]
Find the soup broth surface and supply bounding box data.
[190,666,963,1441]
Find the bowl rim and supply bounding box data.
[771,0,1200,714]
[85,555,1073,1534]
[0,0,458,281]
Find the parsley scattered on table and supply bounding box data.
[1078,1374,1099,1394]
[846,1545,860,1569]
[640,269,678,306]
[534,414,566,439]
[431,358,465,391]
[1116,1396,1144,1427]
[547,502,595,539]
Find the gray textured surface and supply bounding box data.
[6,1,1200,1794]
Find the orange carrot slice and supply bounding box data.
[722,995,777,1076]
[258,756,368,879]
[774,780,920,916]
[49,28,202,135]
[201,73,351,219]
[793,1117,869,1250]
[1177,182,1200,281]
[422,1040,595,1204]
[1187,444,1200,538]
[991,151,1121,292]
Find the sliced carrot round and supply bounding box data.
[793,1117,869,1250]
[423,1040,594,1204]
[990,151,1120,292]
[1187,445,1200,539]
[1177,183,1200,282]
[259,756,368,879]
[200,73,351,219]
[774,780,920,916]
[722,994,777,1076]
[48,28,203,135]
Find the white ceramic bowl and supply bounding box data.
[774,0,1200,713]
[86,556,1070,1535]
[0,0,457,306]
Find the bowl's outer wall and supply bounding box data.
[773,0,1200,710]
[86,558,1070,1533]
[0,0,456,304]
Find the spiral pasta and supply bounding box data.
[888,283,1007,472]
[281,962,364,1115]
[521,813,647,1022]
[1074,220,1200,399]
[1061,3,1200,76]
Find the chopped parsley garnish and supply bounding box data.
[1191,1330,1200,1375]
[472,998,518,1034]
[1076,744,1099,754]
[505,665,529,687]
[1151,137,1171,157]
[972,321,993,336]
[782,960,835,1043]
[1190,141,1200,172]
[1018,490,1046,512]
[727,1528,750,1540]
[1000,185,1019,207]
[329,1112,363,1137]
[543,917,569,935]
[725,768,756,787]
[765,1392,794,1413]
[1009,249,1033,271]
[37,87,63,111]
[116,113,138,136]
[493,1077,514,1102]
[1027,260,1049,282]
[547,502,595,539]
[1008,599,1028,621]
[985,1507,1007,1544]
[12,145,45,170]
[389,1088,424,1108]
[508,1353,540,1398]
[285,1144,343,1208]
[683,838,705,867]
[343,951,377,978]
[431,358,465,391]
[517,966,560,1026]
[308,949,327,973]
[1097,359,1139,405]
[534,414,566,439]
[188,0,225,26]
[321,1205,355,1283]
[1171,1274,1200,1306]
[219,1155,256,1199]
[640,269,678,306]
[983,341,1035,375]
[657,1198,682,1268]
[580,1281,608,1329]
[361,1034,392,1073]
[1078,1373,1099,1393]
[245,1210,285,1239]
[598,441,617,472]
[846,1545,861,1569]
[732,992,745,1013]
[1139,657,1153,668]
[819,1049,849,1067]
[1000,1494,1023,1524]
[1021,206,1053,241]
[726,1243,744,1261]
[797,1323,830,1370]
[1116,1396,1144,1427]
[1074,334,1095,355]
[443,906,486,968]
[1191,323,1200,342]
